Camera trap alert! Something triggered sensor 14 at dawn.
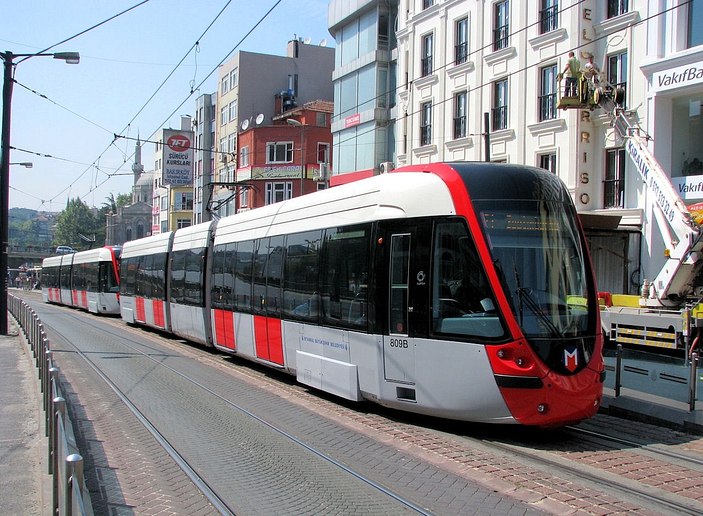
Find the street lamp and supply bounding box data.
[287,118,305,197]
[1,50,79,334]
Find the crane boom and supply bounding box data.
[612,109,703,306]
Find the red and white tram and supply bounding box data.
[116,162,604,425]
[41,246,121,314]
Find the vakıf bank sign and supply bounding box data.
[652,61,703,93]
[162,130,194,186]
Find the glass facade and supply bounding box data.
[331,1,397,175]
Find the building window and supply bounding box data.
[540,0,558,34]
[240,146,249,168]
[266,182,293,204]
[266,142,293,163]
[453,92,467,139]
[422,0,433,9]
[228,100,237,122]
[228,133,236,154]
[177,192,193,211]
[317,142,330,163]
[455,17,469,65]
[221,76,229,95]
[160,196,168,210]
[608,51,627,108]
[607,0,628,18]
[493,1,509,51]
[689,0,703,49]
[421,33,433,77]
[420,101,432,146]
[492,79,508,130]
[177,219,191,229]
[604,148,626,208]
[539,153,557,173]
[229,67,238,90]
[240,187,249,208]
[161,220,168,233]
[220,106,228,126]
[539,65,558,121]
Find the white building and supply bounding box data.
[328,0,703,295]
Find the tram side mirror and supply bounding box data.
[480,298,496,312]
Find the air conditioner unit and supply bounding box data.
[315,163,329,180]
[379,161,394,174]
[220,154,228,164]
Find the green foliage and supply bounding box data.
[54,197,105,249]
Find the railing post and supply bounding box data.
[65,454,83,516]
[615,343,623,397]
[49,394,64,472]
[46,367,59,436]
[689,352,699,412]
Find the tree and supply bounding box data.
[54,197,104,249]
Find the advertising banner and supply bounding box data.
[162,130,194,186]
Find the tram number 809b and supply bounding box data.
[389,338,410,348]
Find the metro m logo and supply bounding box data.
[564,346,579,372]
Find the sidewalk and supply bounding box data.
[0,316,51,515]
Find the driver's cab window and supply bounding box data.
[432,220,504,338]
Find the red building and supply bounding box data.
[232,101,333,212]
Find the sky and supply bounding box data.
[0,0,333,211]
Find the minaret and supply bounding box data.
[132,137,144,204]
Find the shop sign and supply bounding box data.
[652,61,703,93]
[674,174,703,201]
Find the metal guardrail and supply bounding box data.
[606,342,700,412]
[8,294,93,516]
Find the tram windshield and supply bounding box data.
[477,200,593,340]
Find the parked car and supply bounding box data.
[55,246,76,254]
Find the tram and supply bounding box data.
[117,162,605,426]
[41,246,122,314]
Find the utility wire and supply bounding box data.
[47,0,239,205]
[84,0,284,198]
[16,0,152,65]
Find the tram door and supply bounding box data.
[381,220,431,384]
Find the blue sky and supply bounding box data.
[1,0,333,210]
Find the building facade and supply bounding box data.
[328,0,398,181]
[327,0,703,296]
[210,40,334,217]
[193,93,216,224]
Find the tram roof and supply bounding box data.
[213,171,455,245]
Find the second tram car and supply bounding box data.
[117,162,605,426]
[41,246,122,314]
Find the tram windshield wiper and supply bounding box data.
[516,287,564,339]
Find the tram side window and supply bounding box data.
[234,240,254,311]
[101,260,119,293]
[211,243,235,310]
[60,265,72,291]
[120,258,136,296]
[320,224,370,330]
[283,229,322,321]
[265,236,285,317]
[184,248,205,306]
[153,252,168,300]
[432,220,504,339]
[86,262,99,292]
[252,238,268,314]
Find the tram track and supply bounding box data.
[26,294,703,514]
[38,303,436,515]
[476,432,703,515]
